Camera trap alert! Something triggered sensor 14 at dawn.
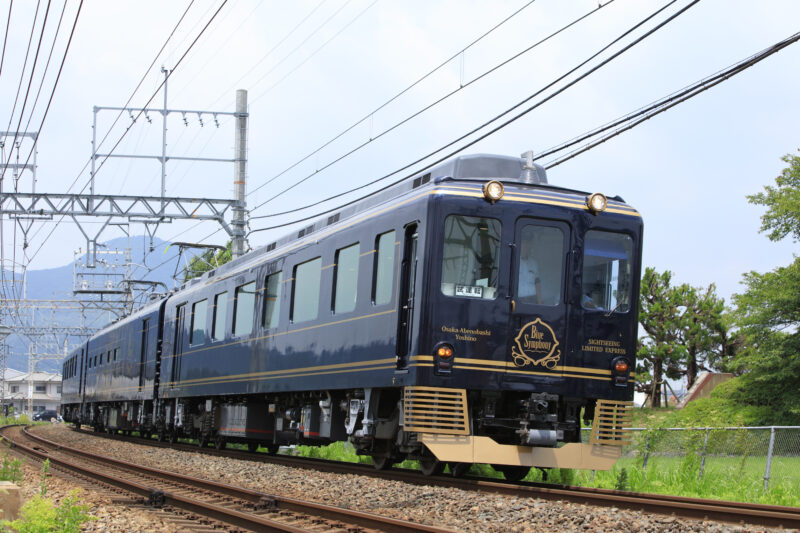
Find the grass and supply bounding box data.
[289,439,800,507]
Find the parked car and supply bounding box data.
[32,410,62,422]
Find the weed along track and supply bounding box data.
[1,425,455,533]
[14,424,800,532]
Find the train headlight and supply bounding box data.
[483,180,504,203]
[586,192,607,214]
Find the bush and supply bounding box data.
[2,489,93,533]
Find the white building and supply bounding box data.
[1,369,62,416]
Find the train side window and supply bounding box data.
[233,281,256,336]
[263,272,282,329]
[114,348,118,361]
[372,231,395,306]
[582,231,633,313]
[441,215,501,299]
[107,350,111,363]
[291,257,321,323]
[333,243,359,314]
[212,292,228,341]
[190,299,208,344]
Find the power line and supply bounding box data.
[243,0,356,102]
[247,0,548,201]
[0,0,43,184]
[0,0,13,82]
[24,0,198,248]
[19,0,68,137]
[248,0,693,228]
[27,0,228,266]
[204,0,331,110]
[541,30,800,169]
[0,0,53,184]
[249,0,380,105]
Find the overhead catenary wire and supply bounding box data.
[198,0,331,109]
[18,0,68,139]
[540,32,800,168]
[0,0,45,184]
[248,0,380,105]
[132,0,536,276]
[247,0,548,200]
[27,0,224,265]
[247,0,693,228]
[23,0,198,248]
[0,0,13,82]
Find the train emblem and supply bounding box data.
[511,318,560,369]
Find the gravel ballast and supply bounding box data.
[29,424,797,532]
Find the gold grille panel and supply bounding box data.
[403,386,469,436]
[590,399,633,446]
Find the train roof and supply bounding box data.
[176,153,637,292]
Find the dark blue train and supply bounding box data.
[62,153,640,478]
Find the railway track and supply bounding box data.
[61,425,800,530]
[1,425,455,533]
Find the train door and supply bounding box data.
[506,218,570,381]
[139,318,149,391]
[396,223,418,369]
[171,305,186,386]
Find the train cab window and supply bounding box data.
[517,225,565,306]
[333,243,359,314]
[212,292,228,341]
[190,299,208,345]
[582,231,633,312]
[233,282,256,336]
[291,257,321,323]
[441,215,501,299]
[263,272,282,329]
[372,231,395,306]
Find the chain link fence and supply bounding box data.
[583,426,800,490]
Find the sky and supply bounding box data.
[1,0,799,307]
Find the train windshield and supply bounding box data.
[582,231,633,312]
[441,215,501,299]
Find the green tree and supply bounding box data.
[675,283,730,389]
[748,149,800,242]
[637,268,689,407]
[723,150,800,418]
[182,241,232,282]
[637,269,732,405]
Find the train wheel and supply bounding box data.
[156,432,165,442]
[168,433,177,444]
[215,437,227,450]
[493,464,530,482]
[247,442,259,453]
[264,444,280,455]
[449,462,470,478]
[371,454,394,470]
[197,435,208,448]
[419,456,444,476]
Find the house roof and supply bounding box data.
[5,371,62,383]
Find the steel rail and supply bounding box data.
[68,426,800,530]
[6,426,454,533]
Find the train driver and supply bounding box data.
[518,238,542,304]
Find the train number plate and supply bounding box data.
[455,285,483,298]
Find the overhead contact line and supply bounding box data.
[247,0,695,233]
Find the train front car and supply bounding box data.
[393,154,641,477]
